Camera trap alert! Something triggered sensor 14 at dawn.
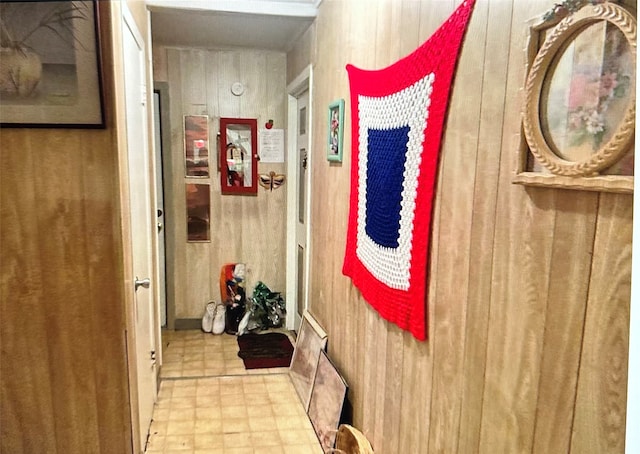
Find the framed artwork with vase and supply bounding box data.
[0,0,104,128]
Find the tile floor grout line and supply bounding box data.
[159,371,291,382]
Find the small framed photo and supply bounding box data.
[185,183,210,242]
[184,115,210,177]
[0,0,105,128]
[327,99,345,162]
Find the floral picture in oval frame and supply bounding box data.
[516,0,636,193]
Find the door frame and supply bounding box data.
[112,3,160,452]
[153,82,173,331]
[143,10,163,381]
[286,65,313,330]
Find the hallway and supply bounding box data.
[144,330,323,453]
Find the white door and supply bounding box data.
[287,67,313,331]
[123,9,156,449]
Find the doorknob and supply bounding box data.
[134,277,151,291]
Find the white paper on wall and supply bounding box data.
[259,129,285,163]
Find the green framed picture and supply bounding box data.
[327,99,345,162]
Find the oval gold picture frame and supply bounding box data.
[522,2,636,177]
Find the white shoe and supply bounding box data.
[202,301,216,333]
[232,263,246,281]
[212,304,226,335]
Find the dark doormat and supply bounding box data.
[237,332,294,369]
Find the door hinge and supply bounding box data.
[141,85,147,106]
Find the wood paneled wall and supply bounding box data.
[0,2,132,452]
[292,0,633,452]
[286,22,316,85]
[154,47,287,322]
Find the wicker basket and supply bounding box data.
[326,424,374,454]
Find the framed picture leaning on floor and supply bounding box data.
[289,311,328,411]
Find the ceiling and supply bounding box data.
[148,0,318,51]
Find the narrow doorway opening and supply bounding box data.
[153,84,172,329]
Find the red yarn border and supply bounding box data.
[342,0,477,341]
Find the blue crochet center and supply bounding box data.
[365,125,410,249]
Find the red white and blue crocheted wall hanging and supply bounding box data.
[342,0,476,341]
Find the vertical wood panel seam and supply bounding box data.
[15,133,58,453]
[529,195,559,454]
[123,329,135,454]
[567,193,601,454]
[476,0,521,448]
[455,0,506,450]
[423,2,452,450]
[79,135,104,453]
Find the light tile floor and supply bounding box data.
[160,330,291,379]
[145,330,323,454]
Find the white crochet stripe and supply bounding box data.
[356,73,435,290]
